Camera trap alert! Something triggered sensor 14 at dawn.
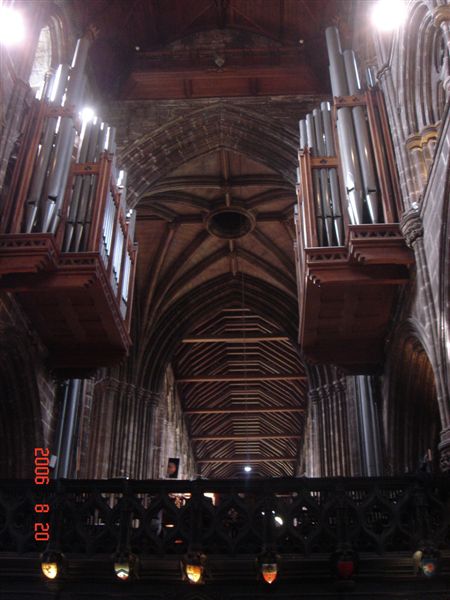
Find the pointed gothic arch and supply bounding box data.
[137,273,299,392]
[121,102,298,205]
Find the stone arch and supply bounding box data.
[382,322,440,474]
[401,1,447,138]
[396,1,449,191]
[136,274,299,392]
[0,325,43,477]
[120,102,298,206]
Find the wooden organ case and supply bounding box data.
[295,28,413,373]
[0,34,137,375]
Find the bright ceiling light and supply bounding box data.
[80,106,95,122]
[244,465,252,473]
[0,6,25,46]
[371,0,407,32]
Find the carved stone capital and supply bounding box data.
[333,377,347,395]
[433,5,450,28]
[400,207,424,248]
[95,377,122,396]
[438,427,450,473]
[308,389,320,404]
[141,390,162,408]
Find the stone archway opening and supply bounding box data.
[384,333,440,474]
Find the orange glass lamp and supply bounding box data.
[413,546,440,578]
[113,551,137,581]
[258,550,279,585]
[41,550,64,580]
[182,552,207,584]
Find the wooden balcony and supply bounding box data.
[1,476,449,589]
[296,88,413,373]
[0,98,137,375]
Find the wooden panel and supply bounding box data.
[123,65,324,100]
[12,254,131,375]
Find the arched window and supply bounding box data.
[29,25,52,98]
[28,8,68,99]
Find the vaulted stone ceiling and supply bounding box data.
[69,0,356,478]
[133,145,306,478]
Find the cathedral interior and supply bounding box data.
[0,0,449,598]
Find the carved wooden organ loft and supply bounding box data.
[294,27,413,373]
[0,33,137,374]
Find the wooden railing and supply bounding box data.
[1,476,448,558]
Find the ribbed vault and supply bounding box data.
[138,274,299,391]
[124,102,308,478]
[120,103,299,204]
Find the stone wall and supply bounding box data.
[0,292,57,477]
[352,0,450,470]
[85,365,196,479]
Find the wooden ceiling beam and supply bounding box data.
[142,222,178,324]
[251,228,295,272]
[192,434,301,441]
[246,188,291,209]
[137,211,290,224]
[144,174,292,193]
[236,247,296,293]
[177,374,306,383]
[196,457,297,463]
[181,334,290,343]
[185,407,304,415]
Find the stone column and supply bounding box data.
[305,377,358,477]
[401,207,450,472]
[303,390,322,477]
[345,376,364,476]
[137,390,161,479]
[85,379,120,478]
[74,378,95,478]
[355,376,382,476]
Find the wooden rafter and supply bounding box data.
[192,434,301,441]
[196,457,297,464]
[235,247,296,294]
[184,407,304,415]
[181,334,290,343]
[251,228,294,272]
[144,174,292,194]
[246,188,293,209]
[176,373,306,383]
[143,222,178,323]
[142,192,210,210]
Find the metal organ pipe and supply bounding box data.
[366,65,377,89]
[299,106,345,247]
[127,208,136,242]
[299,119,308,150]
[305,113,325,245]
[343,49,379,223]
[313,108,333,246]
[4,28,137,319]
[45,35,92,232]
[72,119,102,251]
[25,64,71,233]
[325,26,364,225]
[63,119,93,251]
[321,102,343,245]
